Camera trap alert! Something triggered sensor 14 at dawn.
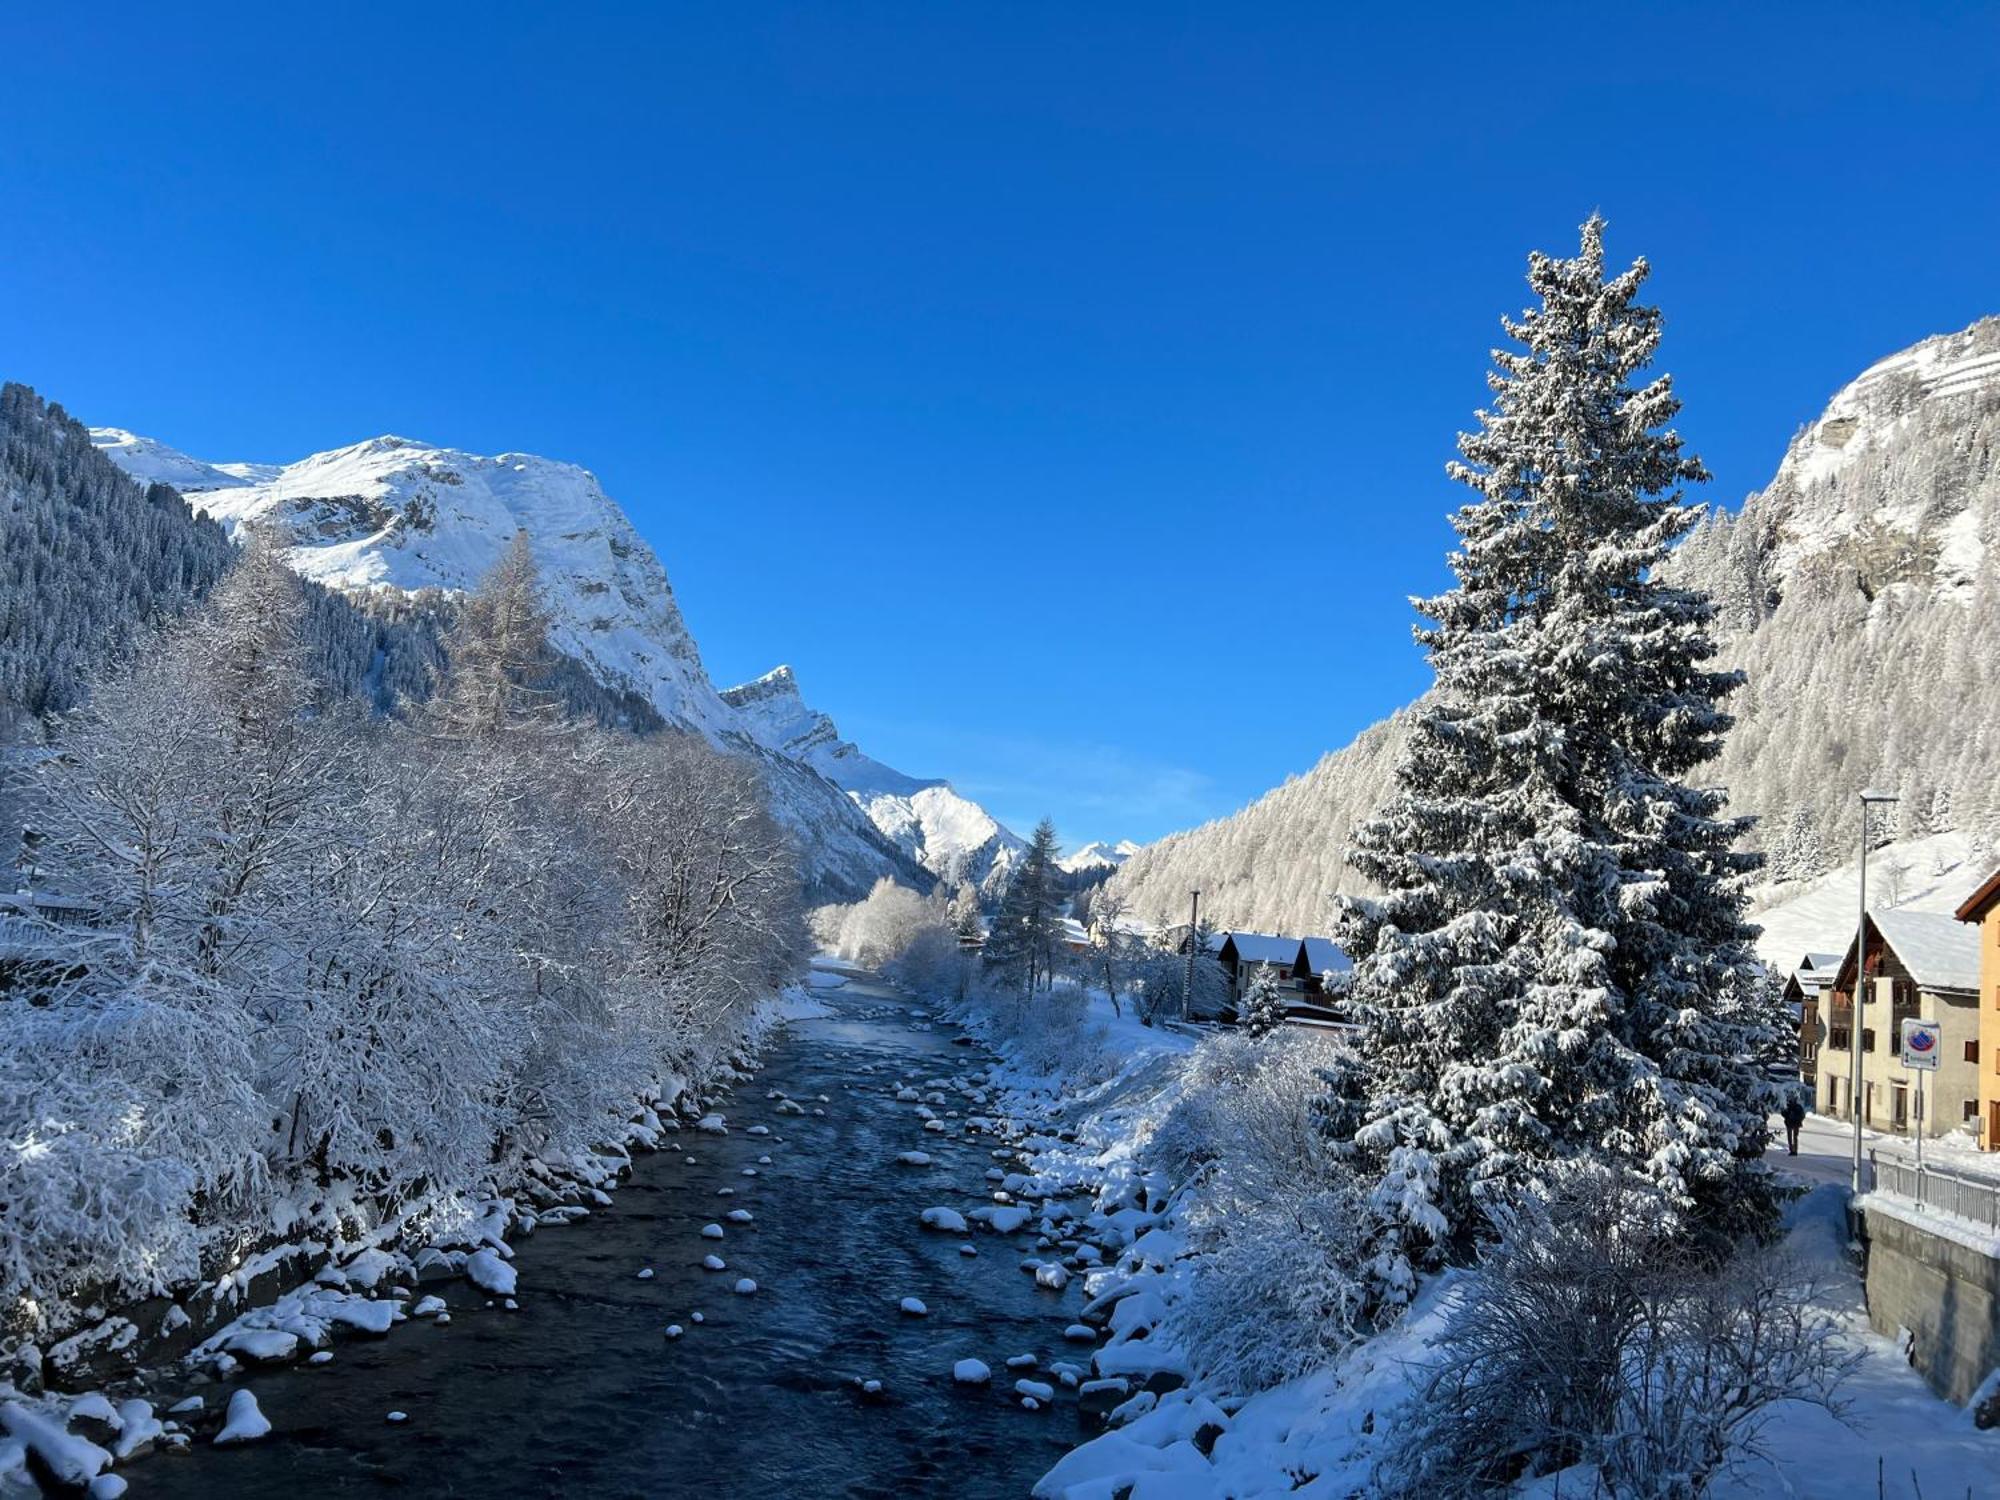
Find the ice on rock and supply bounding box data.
[1006,1353,1037,1369]
[757,1154,773,1165]
[167,1397,204,1415]
[895,1151,932,1166]
[413,1295,448,1318]
[959,1244,979,1258]
[636,1268,655,1280]
[920,1207,968,1233]
[734,1278,758,1295]
[726,1209,754,1223]
[703,1255,727,1271]
[88,1476,128,1499]
[746,1125,771,1137]
[464,1248,517,1296]
[695,1114,729,1134]
[740,1168,758,1177]
[214,1390,272,1446]
[861,1379,884,1395]
[953,1359,992,1384]
[701,1223,725,1239]
[1015,1379,1056,1403]
[898,1296,928,1317]
[385,1411,408,1424]
[665,1325,684,1339]
[1034,1262,1070,1292]
[1065,1324,1097,1342]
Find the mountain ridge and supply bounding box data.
[1103,316,2000,934]
[87,425,1012,900]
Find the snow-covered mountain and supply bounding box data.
[87,427,277,493]
[1059,840,1142,875]
[87,427,1009,902]
[1104,317,2000,934]
[721,665,1025,892]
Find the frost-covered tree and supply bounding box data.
[1769,805,1830,884]
[983,817,1064,996]
[1240,964,1286,1037]
[1332,218,1781,1300]
[428,530,566,741]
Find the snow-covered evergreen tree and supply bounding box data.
[1332,218,1781,1300]
[1240,964,1286,1037]
[982,817,1064,996]
[1769,805,1830,884]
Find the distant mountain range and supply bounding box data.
[1059,840,1142,875]
[1105,317,2000,934]
[85,425,1029,901]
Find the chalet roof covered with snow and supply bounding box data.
[1300,937,1350,974]
[1220,931,1303,966]
[1867,909,1983,993]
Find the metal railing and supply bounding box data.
[1867,1147,2000,1232]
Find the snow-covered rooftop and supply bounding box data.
[1871,908,1982,993]
[1221,932,1303,966]
[1300,937,1351,975]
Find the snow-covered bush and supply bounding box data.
[825,877,943,969]
[1377,1167,1852,1498]
[881,923,968,998]
[1149,1032,1373,1388]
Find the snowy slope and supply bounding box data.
[1748,829,1992,971]
[88,428,987,901]
[721,665,1025,891]
[1059,840,1141,875]
[88,428,276,492]
[1764,318,1999,592]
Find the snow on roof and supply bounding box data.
[1222,932,1303,966]
[1300,937,1351,974]
[1872,909,1983,993]
[1801,952,1842,972]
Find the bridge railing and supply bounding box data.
[1867,1148,2000,1232]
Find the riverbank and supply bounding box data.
[6,966,1107,1498]
[952,983,2000,1500]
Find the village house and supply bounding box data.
[1785,951,1842,1093]
[1956,866,2000,1148]
[1816,909,1984,1141]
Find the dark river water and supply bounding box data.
[130,971,1085,1498]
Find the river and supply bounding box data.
[130,969,1083,1498]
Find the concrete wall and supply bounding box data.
[1862,1201,2000,1404]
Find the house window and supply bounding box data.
[1830,1025,1851,1051]
[1862,1028,1876,1053]
[1969,1040,1982,1065]
[1967,1099,1982,1122]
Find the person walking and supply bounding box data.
[1782,1091,1806,1156]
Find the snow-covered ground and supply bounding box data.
[952,981,2000,1500]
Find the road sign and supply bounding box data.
[1900,1019,1942,1071]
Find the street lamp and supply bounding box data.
[1851,788,1900,1194]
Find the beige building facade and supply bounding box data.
[1815,909,1982,1140]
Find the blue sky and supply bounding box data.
[5,4,1997,848]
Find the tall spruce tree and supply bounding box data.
[1331,218,1780,1298]
[983,818,1064,996]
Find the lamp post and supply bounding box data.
[1181,889,1200,1024]
[1852,788,1900,1193]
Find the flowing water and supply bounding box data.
[131,971,1085,1498]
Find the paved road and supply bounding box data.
[1770,1110,1868,1189]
